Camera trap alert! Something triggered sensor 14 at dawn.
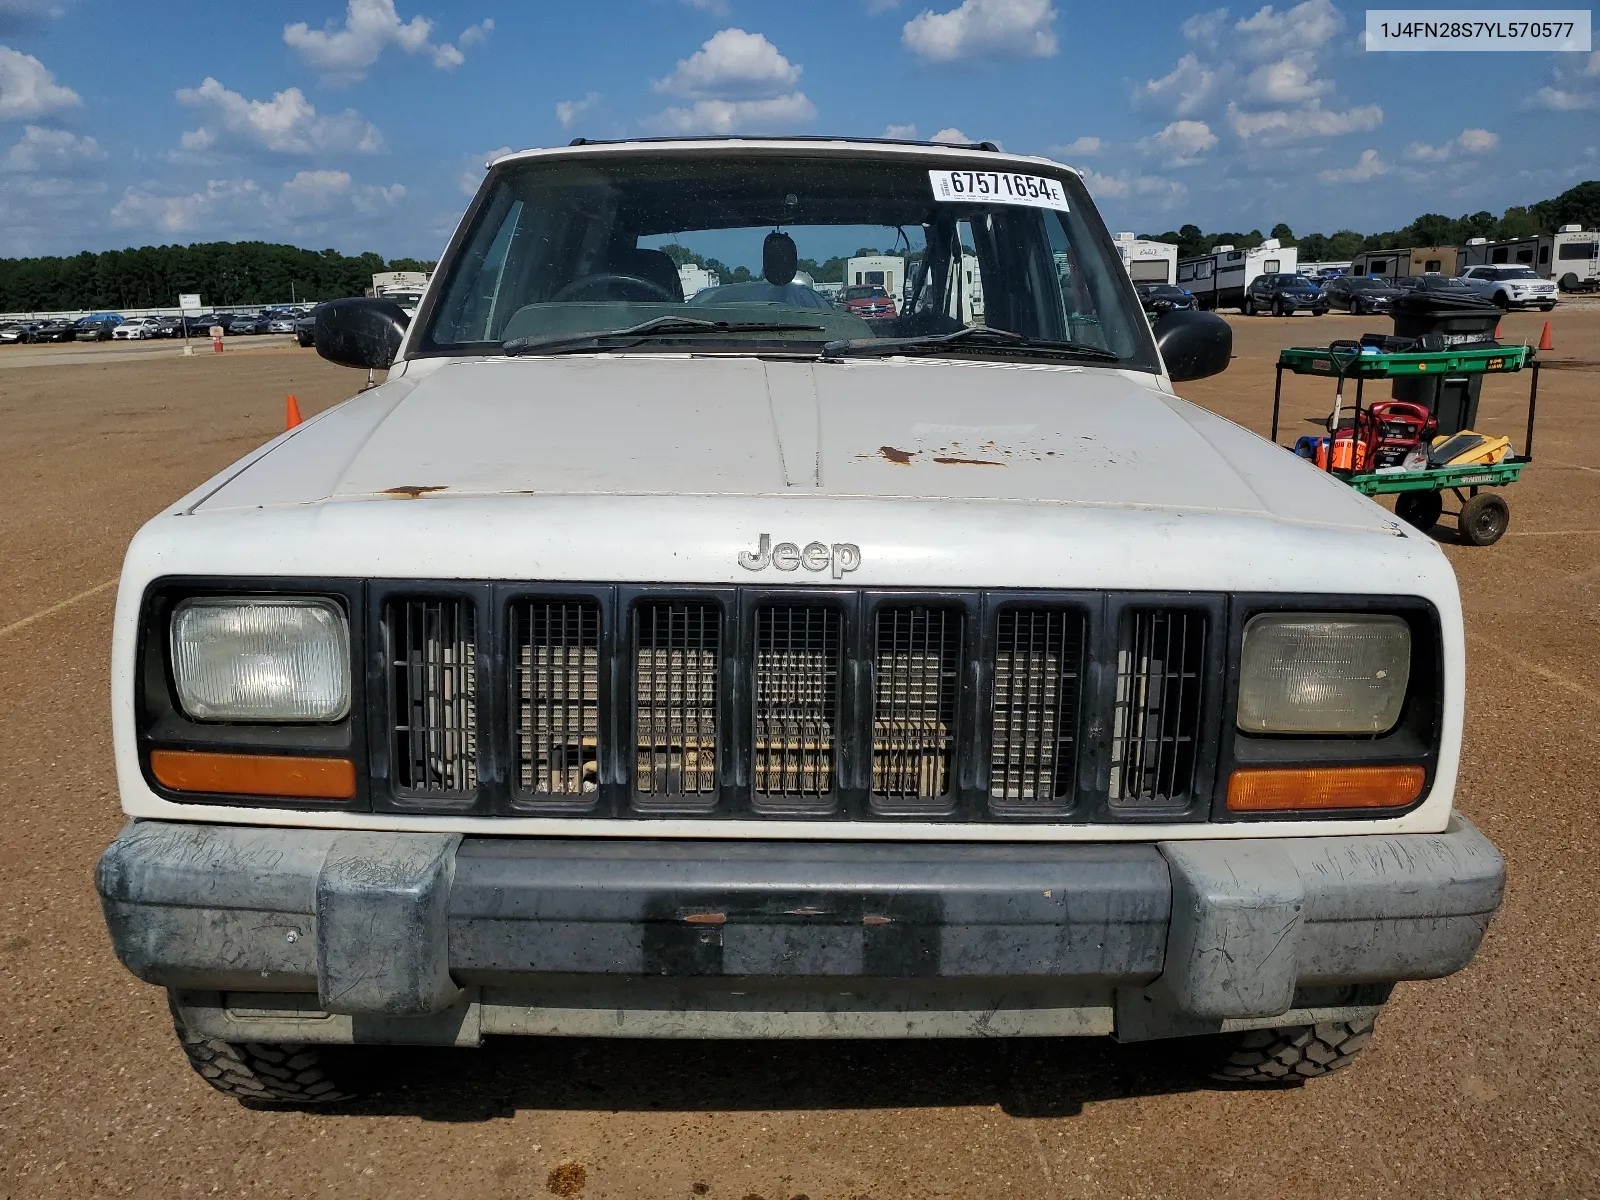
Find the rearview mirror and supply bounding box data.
[314,297,409,370]
[1152,308,1232,382]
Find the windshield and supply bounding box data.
[418,151,1156,368]
[1498,268,1539,279]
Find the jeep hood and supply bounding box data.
[193,355,1397,535]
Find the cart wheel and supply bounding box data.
[1395,490,1443,532]
[1458,492,1510,546]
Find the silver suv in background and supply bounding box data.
[1458,265,1557,311]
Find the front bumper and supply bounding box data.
[98,818,1503,1044]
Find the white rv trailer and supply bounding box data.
[1459,226,1599,292]
[677,262,721,297]
[1111,232,1179,283]
[1175,239,1297,310]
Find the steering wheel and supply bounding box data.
[550,272,676,303]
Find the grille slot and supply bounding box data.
[634,601,721,804]
[753,605,841,809]
[1110,609,1205,808]
[990,609,1083,809]
[514,599,601,798]
[387,598,477,796]
[872,606,961,805]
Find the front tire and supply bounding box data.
[170,995,362,1105]
[1493,292,1512,310]
[1459,492,1510,546]
[1242,294,1256,315]
[1207,1017,1377,1085]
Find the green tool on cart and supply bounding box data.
[1271,341,1539,546]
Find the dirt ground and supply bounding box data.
[0,313,1596,1200]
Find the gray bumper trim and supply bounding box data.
[98,817,1502,1031]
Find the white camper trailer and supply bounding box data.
[1176,239,1297,311]
[677,262,721,297]
[1460,226,1599,292]
[1112,233,1179,284]
[845,255,906,309]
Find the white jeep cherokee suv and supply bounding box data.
[97,138,1503,1104]
[1458,265,1558,311]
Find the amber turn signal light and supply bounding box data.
[150,750,357,800]
[1226,765,1425,813]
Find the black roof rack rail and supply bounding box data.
[566,134,1003,152]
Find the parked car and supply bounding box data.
[1390,274,1476,297]
[0,321,37,343]
[839,283,896,318]
[1241,273,1327,316]
[264,311,298,334]
[73,315,121,341]
[1134,283,1195,316]
[112,317,163,340]
[1321,275,1403,316]
[293,305,322,347]
[226,313,267,335]
[31,318,75,342]
[1457,265,1558,312]
[95,135,1502,1106]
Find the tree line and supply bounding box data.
[0,241,438,312]
[1140,179,1600,263]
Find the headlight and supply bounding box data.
[1237,613,1411,734]
[171,597,350,722]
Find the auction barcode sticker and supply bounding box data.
[929,169,1069,211]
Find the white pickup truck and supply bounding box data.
[97,137,1503,1104]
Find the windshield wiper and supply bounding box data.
[822,325,1122,363]
[504,316,825,356]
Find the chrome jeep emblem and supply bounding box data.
[738,534,861,579]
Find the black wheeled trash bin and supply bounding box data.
[1388,291,1502,435]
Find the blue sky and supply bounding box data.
[0,0,1595,260]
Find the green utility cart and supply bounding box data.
[1271,341,1540,546]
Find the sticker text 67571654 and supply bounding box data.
[928,169,1069,212]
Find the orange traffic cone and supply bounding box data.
[1494,319,1502,342]
[1538,321,1553,351]
[285,394,303,429]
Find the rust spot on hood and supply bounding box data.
[933,456,1004,466]
[684,911,727,925]
[381,485,448,498]
[862,914,893,926]
[877,445,914,465]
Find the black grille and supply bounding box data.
[872,606,961,805]
[387,598,477,795]
[753,605,841,808]
[634,601,721,803]
[514,600,601,797]
[990,609,1083,808]
[1110,609,1205,808]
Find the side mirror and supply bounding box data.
[314,297,409,370]
[1153,308,1232,382]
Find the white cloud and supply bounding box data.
[1181,7,1228,45]
[111,170,407,234]
[0,45,78,119]
[458,18,493,48]
[1139,54,1222,118]
[1534,85,1595,111]
[654,28,801,98]
[2,124,101,173]
[902,0,1057,64]
[931,126,970,142]
[884,122,918,138]
[1228,99,1381,143]
[1586,49,1600,76]
[1318,148,1386,184]
[458,145,513,196]
[1407,127,1499,161]
[1138,119,1217,166]
[1235,0,1342,60]
[1054,135,1102,156]
[555,92,601,129]
[650,92,817,134]
[177,77,383,156]
[0,1,64,33]
[283,0,482,82]
[1079,168,1188,208]
[1247,53,1330,104]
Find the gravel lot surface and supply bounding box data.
[0,313,1595,1199]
